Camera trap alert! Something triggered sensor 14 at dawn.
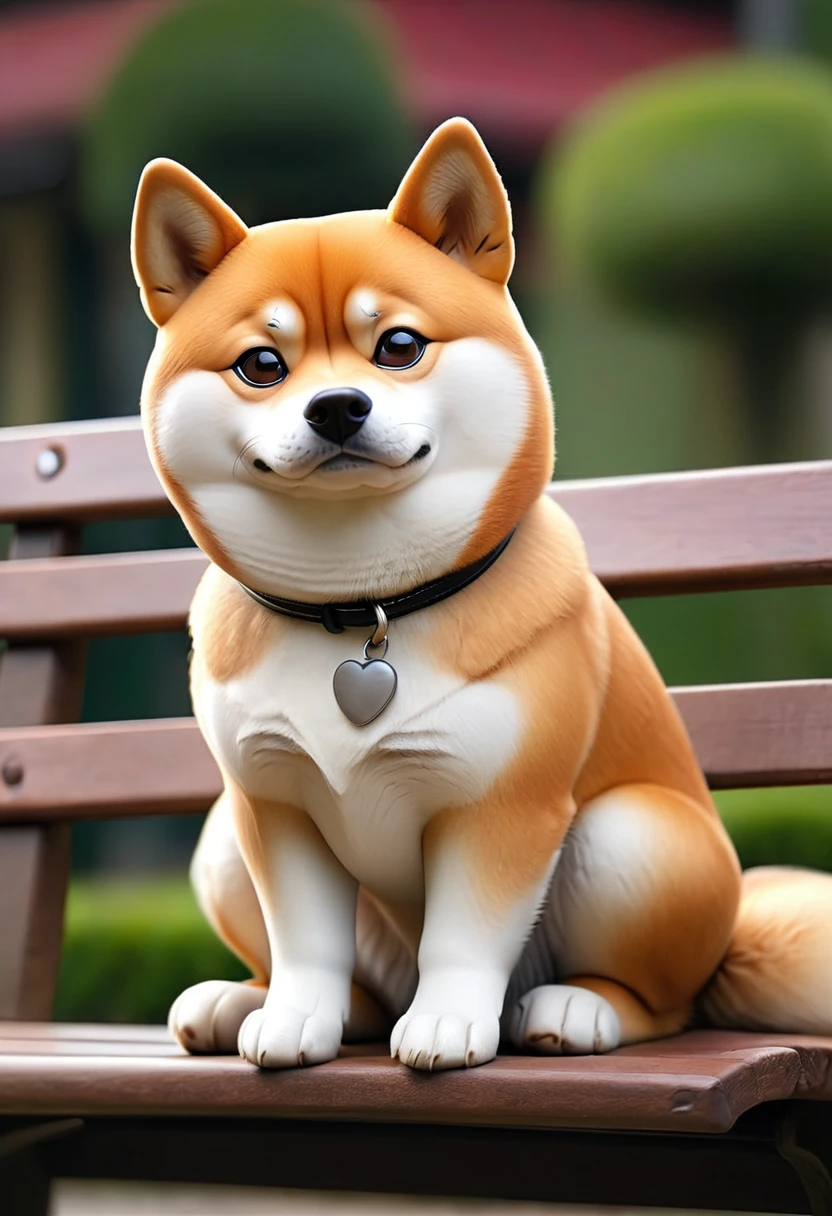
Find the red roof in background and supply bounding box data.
[0,0,169,139]
[383,0,733,156]
[0,0,733,151]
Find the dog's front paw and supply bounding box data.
[506,985,621,1055]
[169,980,266,1054]
[391,1009,500,1071]
[237,1005,343,1069]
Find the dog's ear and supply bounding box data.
[388,118,514,285]
[131,160,248,326]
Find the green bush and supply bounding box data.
[54,879,248,1024]
[714,785,832,872]
[546,56,832,324]
[56,789,832,1023]
[539,55,832,464]
[81,0,414,232]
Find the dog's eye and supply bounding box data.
[373,329,427,370]
[232,348,287,387]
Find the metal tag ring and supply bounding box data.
[363,635,389,661]
[370,603,388,647]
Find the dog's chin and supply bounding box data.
[258,445,436,501]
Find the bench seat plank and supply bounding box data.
[0,1023,170,1044]
[0,1026,830,1134]
[0,681,829,825]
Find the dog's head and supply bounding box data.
[132,118,554,599]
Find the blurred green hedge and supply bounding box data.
[54,880,249,1024]
[82,0,413,232]
[716,785,832,872]
[55,788,832,1024]
[545,55,832,326]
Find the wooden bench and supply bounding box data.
[2,415,832,1216]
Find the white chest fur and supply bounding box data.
[198,616,522,905]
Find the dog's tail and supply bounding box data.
[699,865,832,1035]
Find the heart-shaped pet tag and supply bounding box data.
[333,658,397,726]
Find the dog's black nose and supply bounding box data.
[303,388,372,446]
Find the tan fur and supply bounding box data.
[702,867,832,1034]
[424,512,604,911]
[425,496,740,1020]
[430,496,596,682]
[563,978,690,1045]
[132,159,248,326]
[563,785,740,1015]
[389,120,515,285]
[233,792,300,904]
[187,783,391,1045]
[189,564,282,684]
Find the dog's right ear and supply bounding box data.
[131,160,248,327]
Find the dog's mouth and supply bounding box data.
[317,443,432,474]
[237,436,436,499]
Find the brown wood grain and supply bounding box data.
[2,418,832,599]
[0,418,166,525]
[0,549,206,639]
[553,462,832,596]
[0,718,218,822]
[0,1027,829,1133]
[673,681,832,788]
[0,1024,171,1044]
[0,680,828,824]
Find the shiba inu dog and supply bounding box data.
[132,118,832,1070]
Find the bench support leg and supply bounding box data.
[778,1104,832,1216]
[4,1150,51,1216]
[0,823,72,1020]
[0,525,86,1020]
[0,1118,83,1216]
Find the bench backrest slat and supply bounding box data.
[2,466,832,641]
[0,419,165,524]
[0,680,828,825]
[2,420,832,598]
[0,550,206,639]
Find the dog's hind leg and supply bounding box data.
[505,782,741,1054]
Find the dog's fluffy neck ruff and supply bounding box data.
[197,460,524,602]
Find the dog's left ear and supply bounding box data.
[388,118,514,285]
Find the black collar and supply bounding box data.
[240,531,515,634]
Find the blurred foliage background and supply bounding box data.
[2,0,832,1022]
